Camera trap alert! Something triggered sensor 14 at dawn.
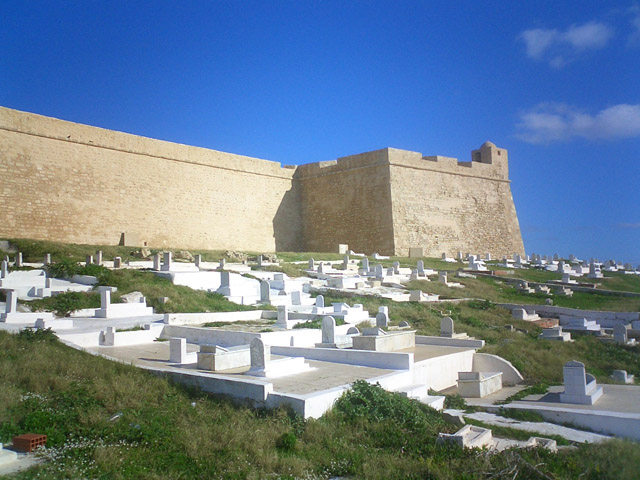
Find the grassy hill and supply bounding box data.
[1,238,640,478]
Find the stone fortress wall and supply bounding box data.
[0,106,524,257]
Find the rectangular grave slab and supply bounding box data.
[457,371,503,398]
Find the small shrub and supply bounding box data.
[467,299,495,310]
[276,432,297,451]
[47,259,80,279]
[30,291,100,317]
[334,380,445,433]
[444,393,467,410]
[17,327,58,343]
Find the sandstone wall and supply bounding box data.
[0,107,301,252]
[295,150,395,254]
[0,106,525,257]
[387,148,524,257]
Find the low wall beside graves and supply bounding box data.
[0,106,525,257]
[498,304,640,327]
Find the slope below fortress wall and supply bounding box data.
[0,107,524,257]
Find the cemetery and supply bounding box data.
[1,239,639,477]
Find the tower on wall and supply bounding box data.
[471,141,508,178]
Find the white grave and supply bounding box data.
[559,360,603,405]
[246,337,309,378]
[611,370,634,384]
[440,317,468,339]
[511,308,539,321]
[539,326,571,342]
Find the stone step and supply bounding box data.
[396,384,430,399]
[419,395,445,411]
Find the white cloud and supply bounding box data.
[519,21,613,67]
[516,103,640,144]
[564,21,613,49]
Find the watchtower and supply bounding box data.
[471,141,508,178]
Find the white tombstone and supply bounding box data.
[95,250,103,265]
[386,267,394,276]
[343,255,349,269]
[317,262,325,274]
[308,258,315,270]
[163,252,172,271]
[410,269,419,281]
[4,290,17,314]
[195,254,202,268]
[170,337,187,363]
[219,258,225,269]
[315,295,324,308]
[103,326,116,345]
[375,310,388,328]
[44,253,51,265]
[114,257,122,268]
[100,289,111,309]
[250,337,269,369]
[392,261,400,274]
[539,326,571,342]
[361,257,369,272]
[613,324,629,345]
[612,370,634,384]
[374,264,383,280]
[15,252,22,267]
[257,255,264,267]
[338,244,349,254]
[457,251,463,261]
[417,260,425,276]
[86,255,93,267]
[260,280,270,303]
[438,272,448,284]
[290,290,302,305]
[153,253,161,270]
[322,315,336,344]
[277,305,288,324]
[559,360,603,405]
[440,317,457,337]
[1,260,7,278]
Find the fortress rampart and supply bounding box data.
[0,106,524,256]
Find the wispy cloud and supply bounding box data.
[618,222,640,229]
[519,21,614,67]
[516,103,640,144]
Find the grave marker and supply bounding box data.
[322,316,336,344]
[250,337,269,369]
[260,280,270,303]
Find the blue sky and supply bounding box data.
[2,1,639,263]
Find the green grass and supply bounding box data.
[1,333,640,479]
[27,268,256,315]
[405,274,640,312]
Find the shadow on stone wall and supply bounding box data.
[273,182,303,252]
